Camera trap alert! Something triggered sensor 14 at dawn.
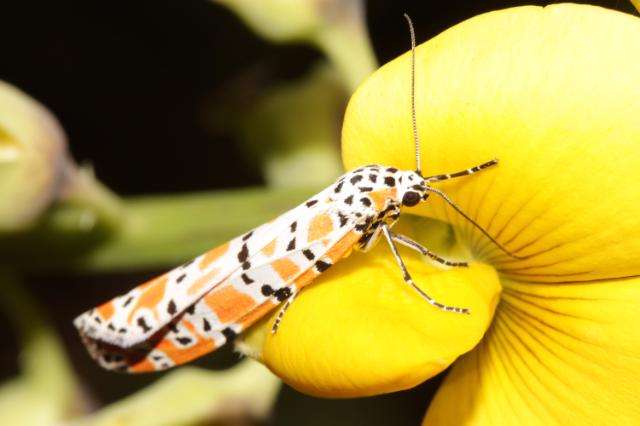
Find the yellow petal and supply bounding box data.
[243,222,501,397]
[425,276,640,425]
[342,4,640,282]
[339,3,640,424]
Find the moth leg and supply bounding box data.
[271,288,298,334]
[390,232,468,267]
[424,159,498,183]
[381,224,470,314]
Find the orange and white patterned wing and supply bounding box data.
[77,201,361,372]
[74,200,313,349]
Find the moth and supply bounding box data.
[74,15,518,373]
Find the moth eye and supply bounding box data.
[402,191,421,207]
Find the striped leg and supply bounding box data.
[391,233,468,267]
[271,288,298,334]
[381,224,470,314]
[424,159,498,183]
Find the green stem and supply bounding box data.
[0,269,80,420]
[314,1,378,92]
[70,361,280,426]
[58,165,125,234]
[2,186,314,273]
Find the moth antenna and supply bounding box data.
[403,13,421,175]
[426,186,526,260]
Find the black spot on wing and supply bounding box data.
[222,328,237,342]
[242,231,253,241]
[186,305,196,315]
[315,260,332,272]
[334,181,344,193]
[176,337,192,346]
[123,296,134,307]
[306,199,318,207]
[176,273,186,284]
[386,167,398,173]
[261,285,274,296]
[359,232,374,246]
[384,176,396,186]
[137,317,151,333]
[241,273,254,285]
[358,186,373,193]
[338,212,348,227]
[350,174,363,184]
[290,221,297,232]
[369,174,377,183]
[355,216,373,233]
[360,197,372,207]
[274,287,292,302]
[344,195,353,205]
[167,300,177,315]
[237,244,249,263]
[107,323,115,331]
[242,261,251,270]
[287,238,296,251]
[302,249,315,260]
[202,318,211,332]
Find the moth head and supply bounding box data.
[398,170,428,207]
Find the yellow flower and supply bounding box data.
[241,4,640,423]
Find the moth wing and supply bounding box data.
[80,205,361,372]
[74,197,315,349]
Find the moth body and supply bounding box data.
[73,14,513,373]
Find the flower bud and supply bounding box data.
[0,81,71,231]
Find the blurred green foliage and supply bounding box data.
[0,0,376,424]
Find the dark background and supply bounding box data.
[0,1,635,424]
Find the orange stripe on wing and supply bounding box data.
[238,299,278,329]
[187,268,221,296]
[203,286,257,324]
[199,242,230,270]
[308,213,334,242]
[157,321,217,366]
[369,188,397,210]
[96,301,115,322]
[127,275,168,323]
[128,356,156,373]
[325,231,360,263]
[262,239,277,256]
[292,268,318,290]
[271,258,300,281]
